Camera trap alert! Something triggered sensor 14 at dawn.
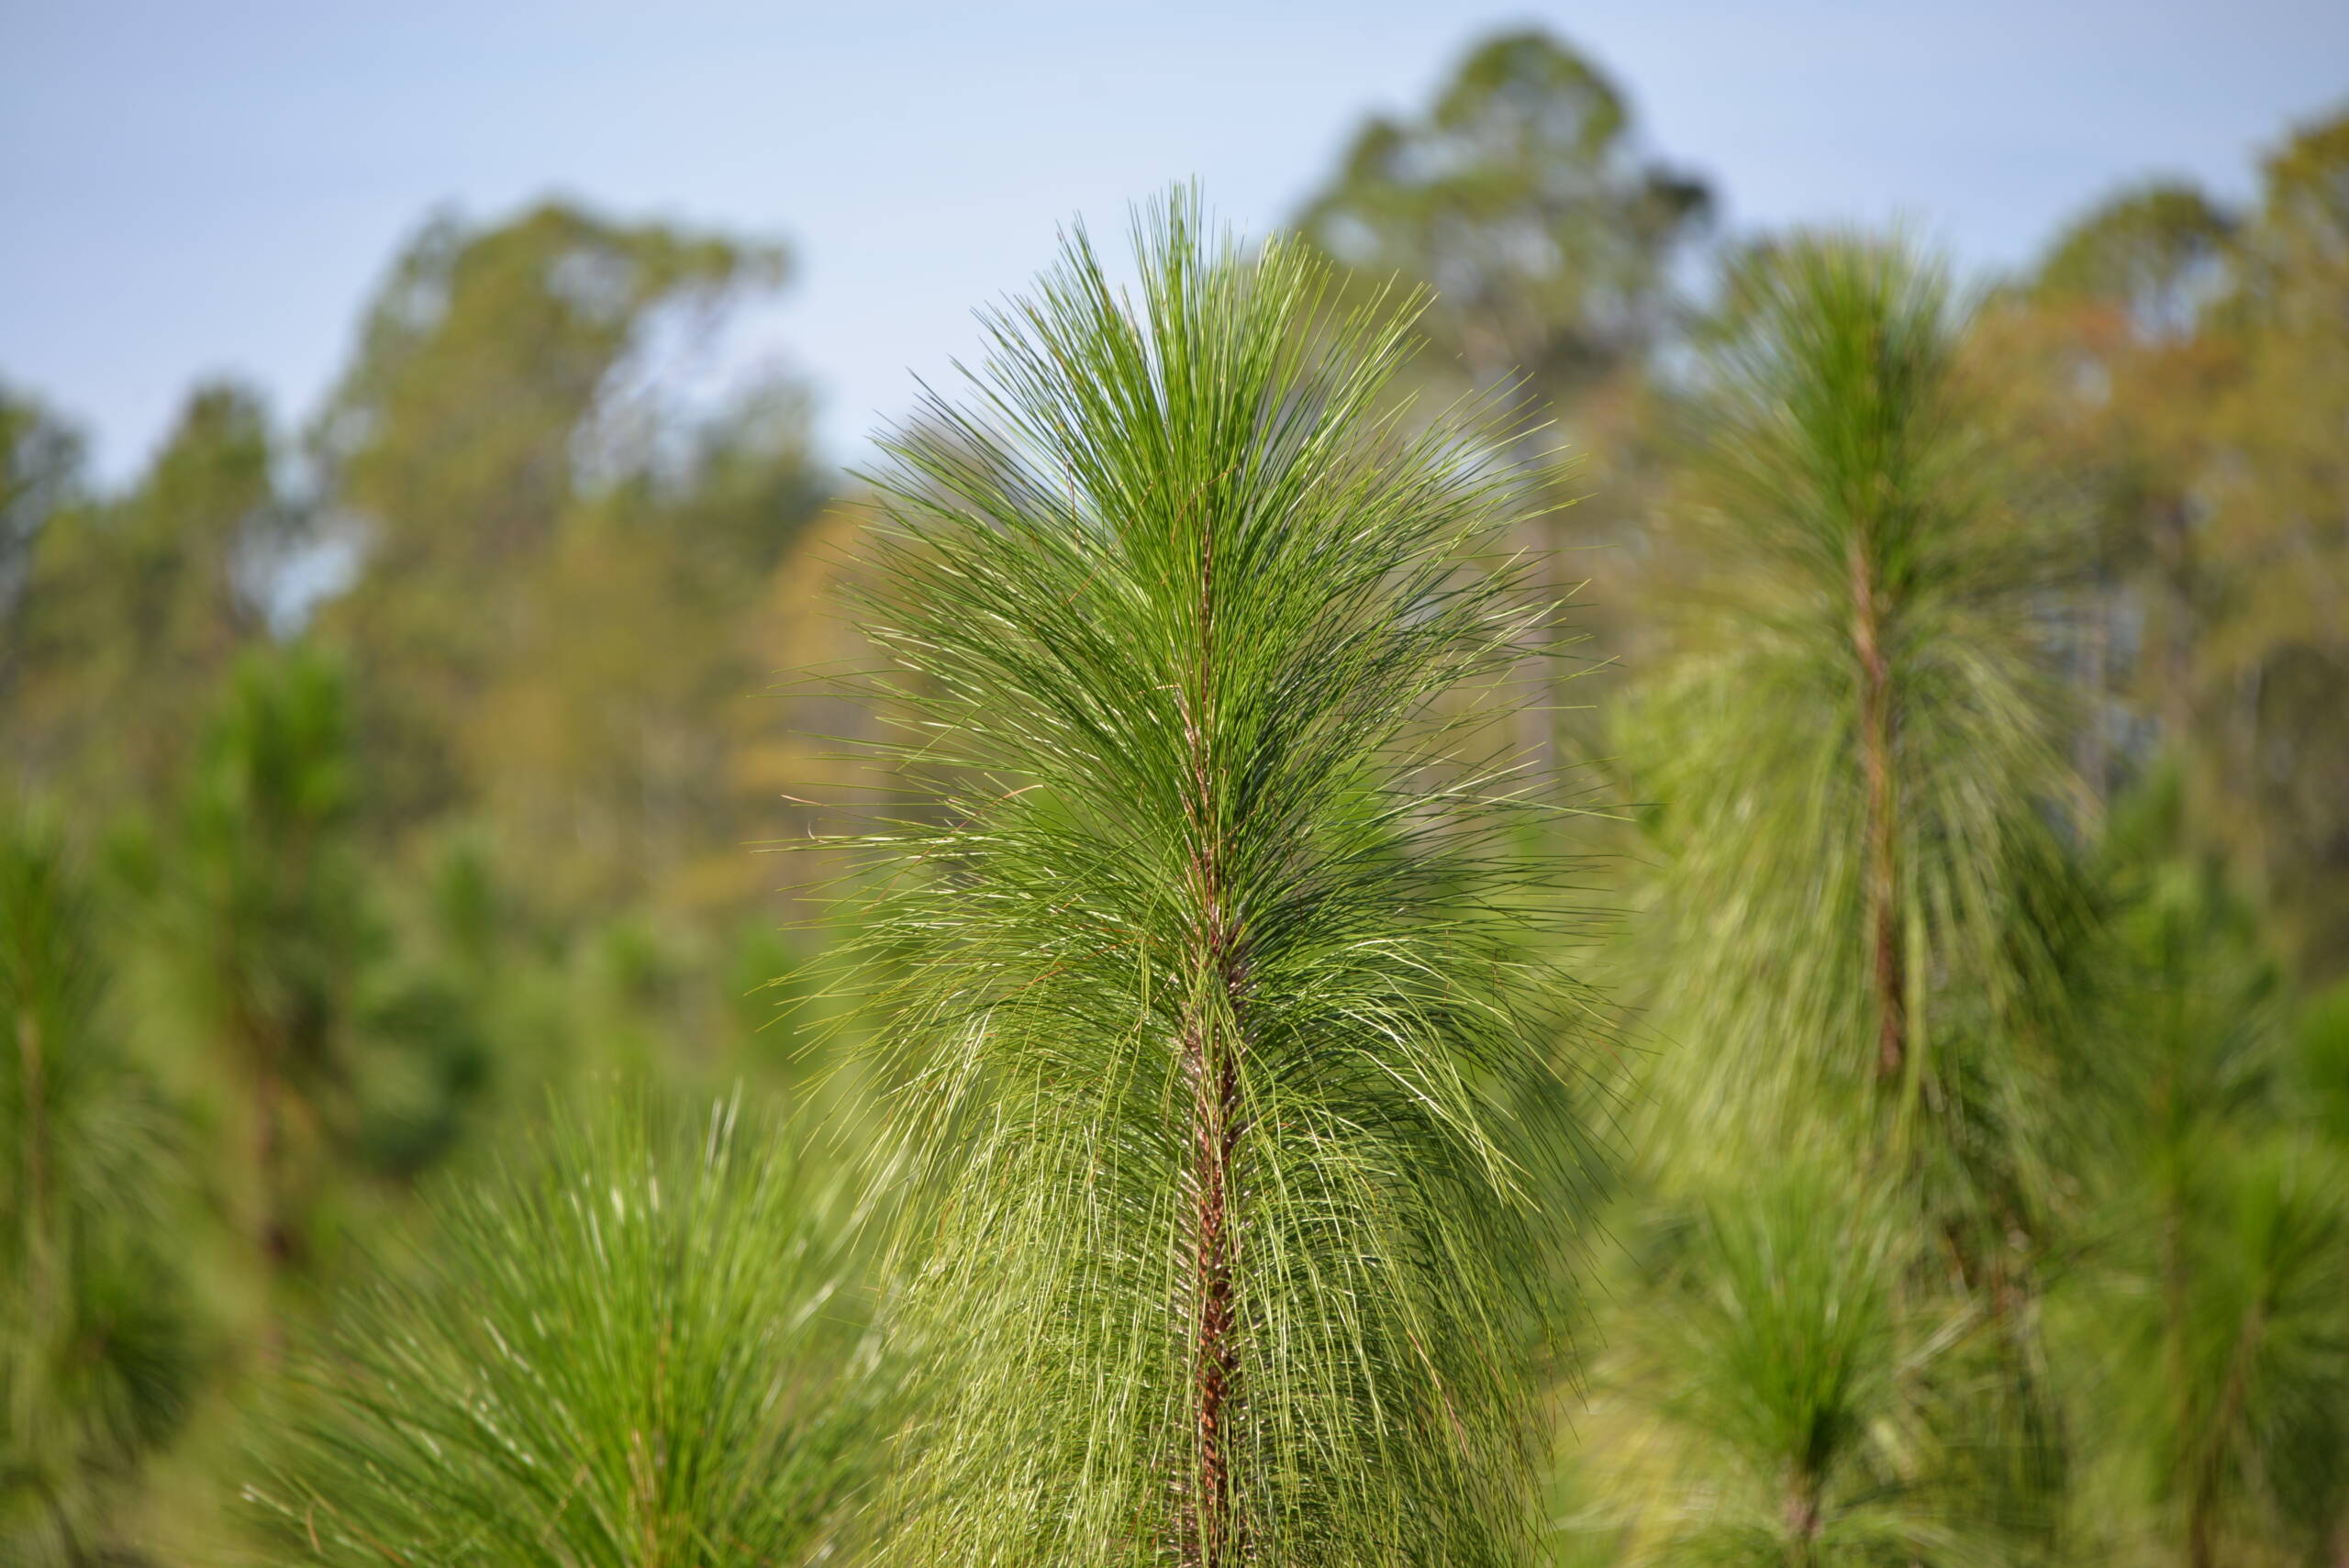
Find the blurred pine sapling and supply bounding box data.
[1581,236,2094,1563]
[159,646,369,1269]
[249,1095,886,1567]
[1620,235,2088,1235]
[2057,791,2349,1564]
[0,810,196,1562]
[1577,1169,2040,1567]
[838,189,1597,1566]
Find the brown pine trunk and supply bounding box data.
[17,1010,52,1312]
[1782,1471,1822,1566]
[2154,496,2198,754]
[1186,1008,1242,1567]
[241,1000,296,1269]
[2185,1303,2266,1568]
[255,1060,293,1265]
[1179,523,1245,1567]
[1851,538,1907,1085]
[2081,569,2111,805]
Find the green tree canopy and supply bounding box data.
[1294,28,1709,414]
[0,387,84,635]
[310,202,807,840]
[2193,111,2349,975]
[2035,182,2236,337]
[5,384,283,806]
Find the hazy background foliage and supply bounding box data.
[0,21,2344,1566]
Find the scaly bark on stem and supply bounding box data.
[1851,536,1907,1085]
[1185,1006,1243,1567]
[1178,521,1245,1567]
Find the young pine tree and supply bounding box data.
[250,1095,887,1567]
[2057,781,2349,1565]
[1620,235,2086,1233]
[841,192,1594,1566]
[1586,236,2085,1563]
[160,646,368,1268]
[0,810,196,1562]
[1583,1168,2031,1567]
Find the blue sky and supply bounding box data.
[6,1,2345,480]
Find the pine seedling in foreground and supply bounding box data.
[250,1095,885,1567]
[843,191,1595,1566]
